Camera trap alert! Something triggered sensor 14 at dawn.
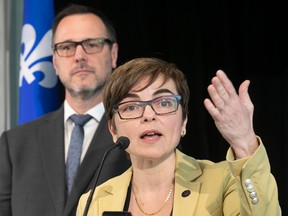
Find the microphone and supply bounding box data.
[83,136,130,216]
[115,136,130,150]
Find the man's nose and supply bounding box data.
[74,45,88,61]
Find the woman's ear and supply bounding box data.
[181,115,188,137]
[108,121,118,143]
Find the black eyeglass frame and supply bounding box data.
[113,95,182,120]
[53,37,113,57]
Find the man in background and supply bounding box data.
[0,4,131,216]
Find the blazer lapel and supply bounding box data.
[96,151,203,216]
[39,107,66,216]
[172,150,202,216]
[99,169,133,212]
[173,179,201,216]
[84,151,203,216]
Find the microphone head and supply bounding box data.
[116,136,130,149]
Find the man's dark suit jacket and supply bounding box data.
[0,106,131,216]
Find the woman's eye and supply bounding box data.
[121,104,138,112]
[158,100,173,107]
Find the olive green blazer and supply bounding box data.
[77,140,281,216]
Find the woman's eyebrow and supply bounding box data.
[153,89,174,96]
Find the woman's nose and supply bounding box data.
[141,104,157,121]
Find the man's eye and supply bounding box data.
[87,42,100,48]
[59,44,74,51]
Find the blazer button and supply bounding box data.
[252,197,259,205]
[182,190,191,197]
[245,179,252,186]
[247,184,254,193]
[249,191,257,198]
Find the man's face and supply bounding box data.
[52,13,118,101]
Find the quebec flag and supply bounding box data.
[18,0,62,124]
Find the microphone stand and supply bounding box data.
[82,137,129,216]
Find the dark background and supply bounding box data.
[56,1,287,214]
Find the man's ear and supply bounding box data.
[52,53,59,75]
[111,43,118,69]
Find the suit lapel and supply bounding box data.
[64,116,115,215]
[39,107,66,216]
[37,107,124,216]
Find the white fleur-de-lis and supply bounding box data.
[19,24,58,88]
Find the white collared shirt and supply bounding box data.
[64,100,104,163]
